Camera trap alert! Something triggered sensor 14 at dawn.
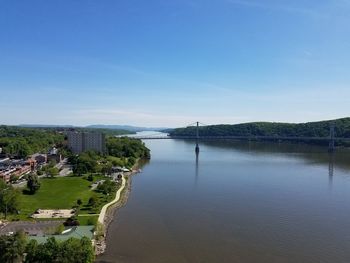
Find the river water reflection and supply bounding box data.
[97,138,350,263]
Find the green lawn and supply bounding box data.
[18,177,94,219]
[12,176,118,223]
[77,215,99,226]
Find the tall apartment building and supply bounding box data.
[67,131,106,154]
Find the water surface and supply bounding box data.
[98,138,350,263]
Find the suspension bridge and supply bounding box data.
[128,122,348,152]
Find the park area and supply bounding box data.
[15,176,111,224]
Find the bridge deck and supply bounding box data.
[129,136,350,141]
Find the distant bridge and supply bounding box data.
[130,135,350,141]
[128,122,347,152]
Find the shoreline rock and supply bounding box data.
[94,170,135,256]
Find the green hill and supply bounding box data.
[169,118,350,140]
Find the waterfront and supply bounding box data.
[97,138,350,263]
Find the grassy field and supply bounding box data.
[18,177,92,218]
[16,176,112,222]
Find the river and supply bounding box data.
[97,135,350,263]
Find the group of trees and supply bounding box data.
[96,179,116,195]
[0,180,19,218]
[169,118,350,145]
[69,137,150,176]
[25,237,94,263]
[69,151,100,176]
[0,126,64,158]
[0,232,94,263]
[106,137,150,161]
[0,231,26,262]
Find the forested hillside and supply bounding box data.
[169,118,350,138]
[0,126,64,158]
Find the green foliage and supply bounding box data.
[24,237,95,263]
[0,126,64,158]
[70,151,99,175]
[77,215,98,226]
[77,199,83,206]
[96,179,116,195]
[101,162,112,175]
[46,167,59,178]
[88,196,97,208]
[0,180,20,217]
[69,138,150,175]
[18,177,95,219]
[86,217,96,226]
[169,118,350,145]
[27,173,41,194]
[106,137,150,166]
[87,174,94,182]
[0,230,27,263]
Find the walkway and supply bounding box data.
[98,176,126,224]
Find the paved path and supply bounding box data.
[98,176,126,224]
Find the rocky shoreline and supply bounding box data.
[94,169,136,256]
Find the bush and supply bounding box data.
[87,174,94,182]
[96,180,116,195]
[63,217,80,227]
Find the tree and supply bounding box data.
[88,196,97,209]
[47,167,59,178]
[96,179,116,195]
[0,181,19,218]
[24,240,39,263]
[101,163,112,175]
[87,174,93,182]
[0,230,26,263]
[40,237,60,262]
[27,173,41,194]
[58,237,94,263]
[76,199,83,206]
[25,237,95,263]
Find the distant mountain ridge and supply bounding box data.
[19,124,75,128]
[19,124,169,132]
[86,124,168,132]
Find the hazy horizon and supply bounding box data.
[1,115,349,129]
[1,0,350,127]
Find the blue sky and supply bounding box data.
[0,0,350,127]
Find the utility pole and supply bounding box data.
[195,122,200,154]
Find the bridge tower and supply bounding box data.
[195,121,200,154]
[328,122,335,152]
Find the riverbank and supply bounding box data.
[94,161,143,255]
